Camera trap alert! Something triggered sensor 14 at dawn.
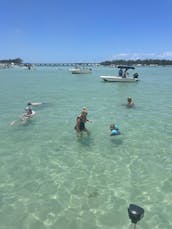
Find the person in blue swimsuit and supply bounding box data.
[110,123,120,136]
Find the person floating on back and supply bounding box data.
[10,103,36,126]
[24,103,33,117]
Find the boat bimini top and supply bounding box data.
[117,66,135,70]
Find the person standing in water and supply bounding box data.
[75,107,92,134]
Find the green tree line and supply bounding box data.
[0,58,23,64]
[100,59,172,66]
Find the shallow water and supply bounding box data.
[0,65,172,229]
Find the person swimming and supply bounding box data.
[110,123,120,136]
[10,103,36,126]
[127,97,134,108]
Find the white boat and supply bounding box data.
[100,75,139,82]
[100,66,139,82]
[69,66,92,74]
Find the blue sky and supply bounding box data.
[1,0,172,63]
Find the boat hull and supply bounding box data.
[72,70,91,74]
[69,68,92,74]
[100,76,139,82]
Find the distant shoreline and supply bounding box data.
[1,58,172,67]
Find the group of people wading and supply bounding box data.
[75,97,134,136]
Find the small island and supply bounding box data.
[0,58,33,69]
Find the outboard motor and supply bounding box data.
[133,73,139,79]
[128,204,144,229]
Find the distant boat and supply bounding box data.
[69,66,92,74]
[100,66,139,82]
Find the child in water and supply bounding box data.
[110,123,120,136]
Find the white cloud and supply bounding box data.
[156,52,172,59]
[111,52,172,60]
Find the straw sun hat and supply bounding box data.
[81,107,88,114]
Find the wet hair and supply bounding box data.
[110,124,115,130]
[128,97,132,103]
[27,102,32,106]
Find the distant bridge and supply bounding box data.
[34,63,99,67]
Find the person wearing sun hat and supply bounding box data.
[74,107,92,134]
[81,106,88,115]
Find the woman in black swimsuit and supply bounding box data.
[75,107,91,134]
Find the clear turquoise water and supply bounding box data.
[0,66,172,229]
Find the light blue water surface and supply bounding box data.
[0,66,172,229]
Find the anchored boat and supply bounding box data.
[69,66,92,74]
[100,66,139,82]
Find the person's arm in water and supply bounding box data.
[86,118,92,123]
[32,102,42,106]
